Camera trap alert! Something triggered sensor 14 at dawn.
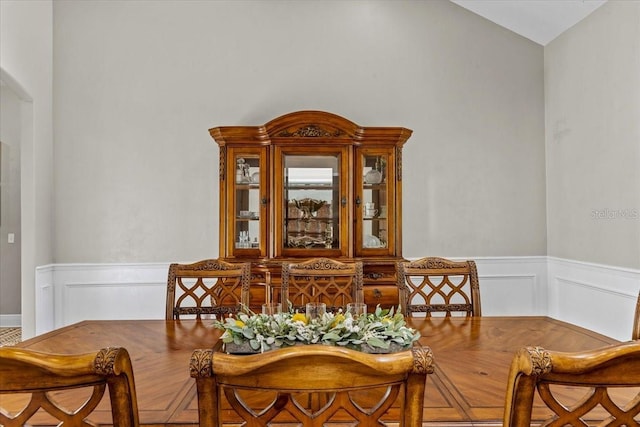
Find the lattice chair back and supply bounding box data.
[190,343,433,427]
[397,257,481,317]
[166,259,251,320]
[504,341,640,427]
[281,257,364,312]
[0,346,139,427]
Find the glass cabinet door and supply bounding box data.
[356,148,395,255]
[229,148,267,257]
[274,146,349,257]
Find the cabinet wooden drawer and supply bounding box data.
[364,271,396,283]
[363,285,399,309]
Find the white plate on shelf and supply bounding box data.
[363,235,382,248]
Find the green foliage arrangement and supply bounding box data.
[213,305,420,353]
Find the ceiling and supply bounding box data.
[450,0,608,46]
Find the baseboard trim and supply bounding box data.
[0,314,21,327]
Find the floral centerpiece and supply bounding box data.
[212,305,420,354]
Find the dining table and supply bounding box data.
[5,316,622,426]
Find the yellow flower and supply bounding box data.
[382,316,392,324]
[331,313,345,327]
[292,313,308,324]
[234,319,245,328]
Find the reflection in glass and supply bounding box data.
[284,156,339,249]
[292,198,326,220]
[362,154,389,249]
[235,155,260,249]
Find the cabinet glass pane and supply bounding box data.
[284,155,339,249]
[235,155,260,249]
[362,154,388,249]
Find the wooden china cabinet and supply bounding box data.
[210,111,412,309]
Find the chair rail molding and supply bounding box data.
[32,256,639,341]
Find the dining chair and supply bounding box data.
[503,341,640,426]
[632,290,640,340]
[280,257,364,312]
[397,256,481,317]
[0,346,139,427]
[190,343,433,427]
[165,258,251,320]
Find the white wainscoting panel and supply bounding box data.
[473,257,547,316]
[36,263,169,333]
[33,257,639,340]
[61,281,167,326]
[548,257,640,341]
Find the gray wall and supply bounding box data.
[0,85,22,316]
[53,0,546,263]
[545,1,640,269]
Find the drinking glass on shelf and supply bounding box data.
[346,303,367,318]
[305,302,326,321]
[262,303,282,316]
[364,202,378,218]
[237,231,249,248]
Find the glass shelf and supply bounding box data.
[360,153,390,252]
[234,155,262,251]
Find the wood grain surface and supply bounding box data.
[4,317,619,426]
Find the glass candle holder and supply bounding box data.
[346,303,367,318]
[305,302,327,320]
[262,303,282,316]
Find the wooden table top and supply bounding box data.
[8,316,619,426]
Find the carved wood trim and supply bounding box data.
[408,304,474,314]
[189,349,213,378]
[93,347,121,375]
[277,125,345,138]
[396,146,402,181]
[219,146,226,181]
[412,346,435,374]
[290,257,355,271]
[404,257,470,270]
[524,346,552,376]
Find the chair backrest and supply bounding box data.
[190,343,433,427]
[633,290,640,340]
[280,257,364,312]
[166,259,251,320]
[397,257,481,317]
[503,341,640,427]
[0,346,139,427]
